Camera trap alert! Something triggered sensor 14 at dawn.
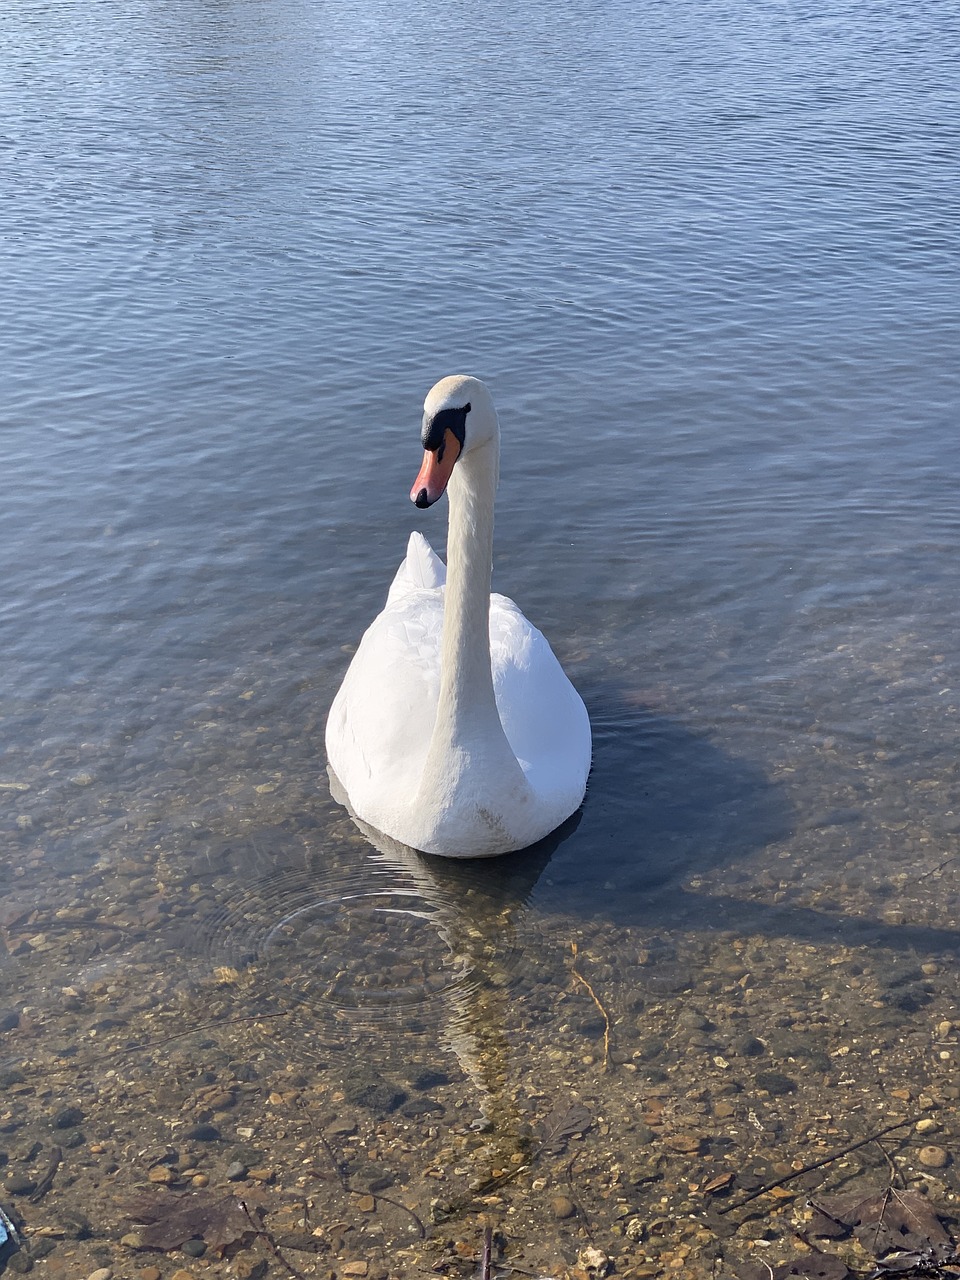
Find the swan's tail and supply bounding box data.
[386,531,446,603]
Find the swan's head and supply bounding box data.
[411,375,498,509]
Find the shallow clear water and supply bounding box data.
[2,0,960,1274]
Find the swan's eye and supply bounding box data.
[422,403,470,455]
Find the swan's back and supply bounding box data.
[326,539,445,815]
[489,594,591,804]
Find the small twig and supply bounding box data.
[918,854,957,881]
[807,1198,850,1232]
[314,1128,351,1190]
[569,941,610,1071]
[873,1138,902,1188]
[718,1115,925,1215]
[121,1010,290,1054]
[869,1186,894,1258]
[480,1224,493,1280]
[28,1146,62,1203]
[238,1197,309,1280]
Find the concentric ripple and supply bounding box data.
[192,833,553,1048]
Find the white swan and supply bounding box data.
[325,375,591,858]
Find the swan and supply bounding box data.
[325,375,591,858]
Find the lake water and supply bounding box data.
[2,0,960,1276]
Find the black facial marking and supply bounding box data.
[421,403,470,455]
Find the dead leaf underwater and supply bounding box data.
[739,1187,960,1280]
[811,1188,954,1261]
[124,1190,264,1255]
[537,1102,592,1154]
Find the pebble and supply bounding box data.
[137,1269,162,1280]
[232,1259,268,1280]
[60,1210,93,1239]
[754,1071,798,1095]
[147,1164,174,1183]
[276,1232,319,1252]
[918,1145,949,1168]
[328,1118,357,1136]
[182,1239,206,1257]
[4,1173,37,1196]
[399,1098,444,1118]
[412,1069,450,1090]
[170,1271,197,1280]
[342,1067,407,1113]
[53,1105,84,1129]
[550,1194,577,1219]
[357,1194,376,1212]
[915,1118,941,1135]
[184,1123,220,1142]
[342,1264,369,1278]
[86,1269,112,1280]
[577,1246,610,1275]
[678,1010,711,1031]
[225,1160,248,1181]
[735,1035,765,1057]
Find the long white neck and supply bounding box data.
[417,436,529,821]
[437,440,500,735]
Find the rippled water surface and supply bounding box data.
[2,0,960,1275]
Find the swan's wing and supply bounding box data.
[331,531,444,812]
[326,582,444,820]
[386,531,446,605]
[489,593,592,804]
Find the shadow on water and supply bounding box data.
[529,680,960,957]
[528,681,960,956]
[537,687,794,911]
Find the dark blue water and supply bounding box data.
[4,0,959,872]
[2,0,960,1265]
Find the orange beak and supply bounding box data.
[410,429,462,508]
